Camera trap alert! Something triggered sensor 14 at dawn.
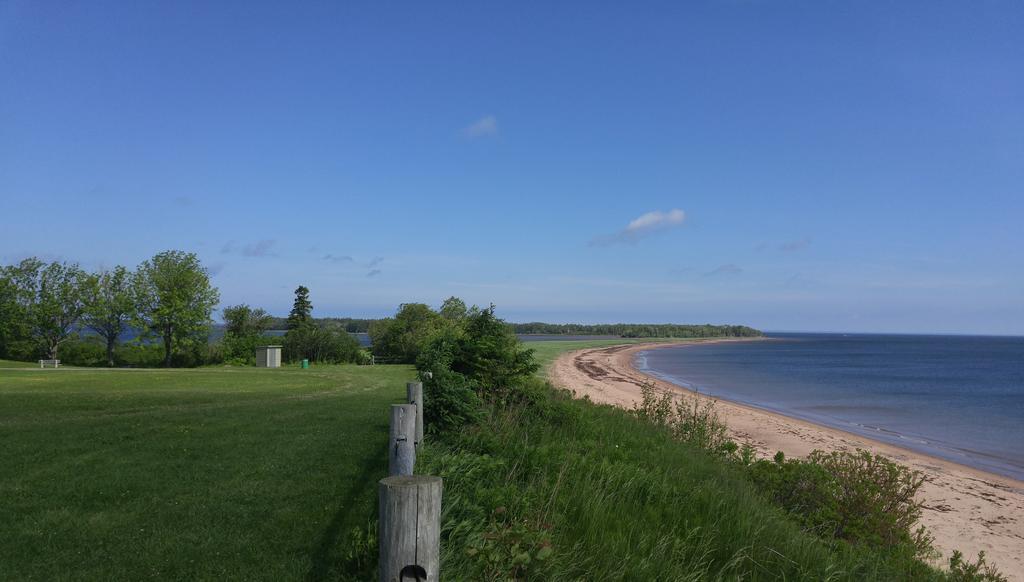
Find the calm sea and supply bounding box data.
[637,333,1024,481]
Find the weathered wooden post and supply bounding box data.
[389,404,416,476]
[406,382,424,448]
[379,475,442,582]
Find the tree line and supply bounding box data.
[511,322,762,338]
[1,251,764,368]
[0,251,219,366]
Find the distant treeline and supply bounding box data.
[266,317,374,333]
[264,318,761,339]
[511,322,763,338]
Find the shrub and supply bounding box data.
[748,454,842,539]
[283,325,361,364]
[419,364,483,434]
[416,305,540,434]
[808,449,933,557]
[748,448,934,559]
[369,303,443,364]
[632,381,734,456]
[947,550,1008,582]
[57,335,108,367]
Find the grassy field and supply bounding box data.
[526,338,653,374]
[0,363,414,580]
[0,358,38,368]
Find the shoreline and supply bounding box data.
[549,340,1024,580]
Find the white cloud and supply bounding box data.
[625,209,685,233]
[461,115,498,139]
[590,208,686,246]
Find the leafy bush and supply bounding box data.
[809,449,933,557]
[748,448,934,559]
[57,335,108,367]
[369,303,442,364]
[748,453,843,539]
[221,304,273,363]
[283,324,361,364]
[632,380,736,456]
[416,305,539,434]
[947,551,1008,582]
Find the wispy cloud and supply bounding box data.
[705,263,743,276]
[461,115,498,139]
[780,237,812,252]
[590,209,686,246]
[322,253,353,264]
[367,269,382,277]
[222,239,277,257]
[366,256,384,268]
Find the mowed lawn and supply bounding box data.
[0,363,413,581]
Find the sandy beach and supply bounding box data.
[549,340,1024,580]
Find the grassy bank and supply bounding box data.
[0,364,412,580]
[418,391,945,580]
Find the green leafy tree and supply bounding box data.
[369,302,443,363]
[132,251,220,367]
[287,285,313,330]
[222,304,273,362]
[416,304,540,432]
[31,261,89,360]
[439,296,468,322]
[0,258,44,359]
[82,265,136,366]
[283,324,361,364]
[0,259,36,358]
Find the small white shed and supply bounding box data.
[255,345,283,368]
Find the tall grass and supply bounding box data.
[417,390,945,580]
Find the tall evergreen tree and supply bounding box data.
[287,285,313,329]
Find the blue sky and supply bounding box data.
[2,1,1022,334]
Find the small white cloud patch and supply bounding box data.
[461,115,498,139]
[591,208,686,246]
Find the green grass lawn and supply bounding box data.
[0,358,38,368]
[0,363,414,581]
[526,338,652,375]
[527,337,719,376]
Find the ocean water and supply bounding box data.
[636,333,1024,481]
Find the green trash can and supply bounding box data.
[301,359,309,369]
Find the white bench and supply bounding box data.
[39,359,60,369]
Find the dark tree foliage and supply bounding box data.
[283,324,362,364]
[286,286,313,330]
[417,303,540,432]
[280,287,362,364]
[0,258,42,359]
[82,265,135,366]
[368,303,443,363]
[222,304,274,363]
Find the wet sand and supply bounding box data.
[549,341,1024,580]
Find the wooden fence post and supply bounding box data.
[406,382,424,448]
[379,475,442,582]
[389,404,416,476]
